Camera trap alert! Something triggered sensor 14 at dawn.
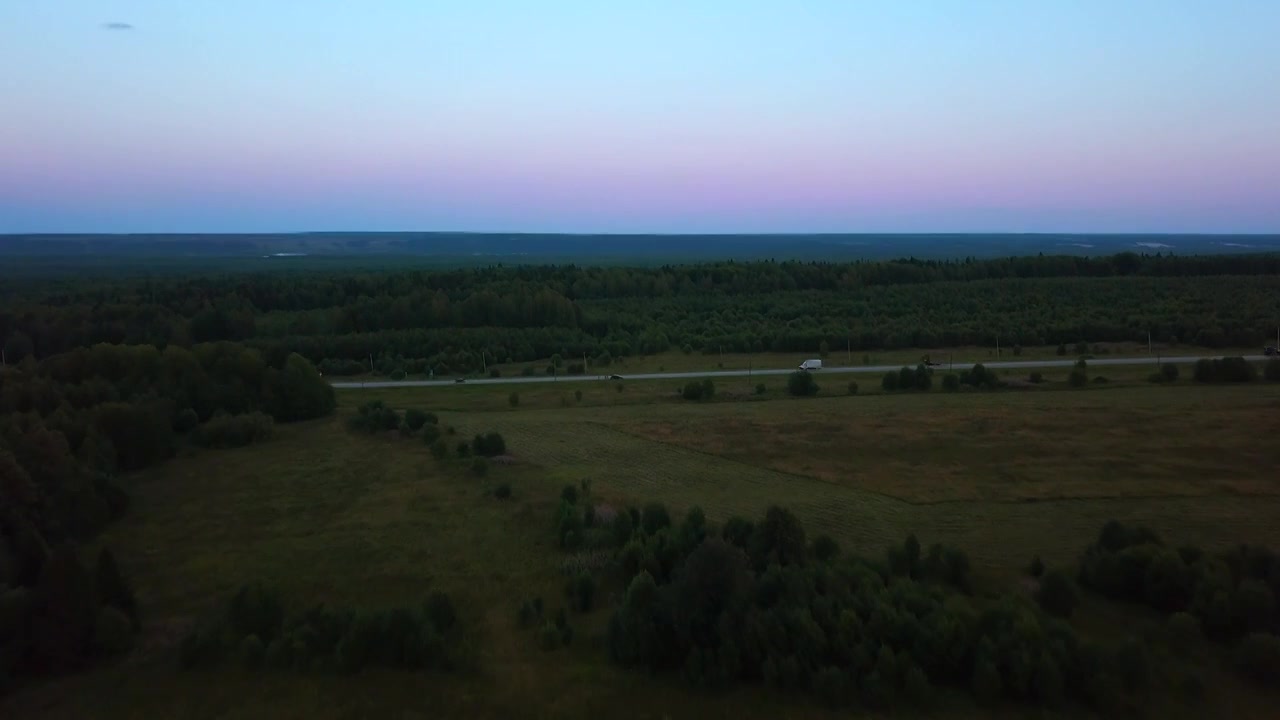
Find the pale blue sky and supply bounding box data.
[2,1,1278,232]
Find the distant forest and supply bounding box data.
[3,252,1279,378]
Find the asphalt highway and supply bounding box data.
[330,354,1268,389]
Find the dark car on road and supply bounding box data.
[1266,346,1278,356]
[609,374,623,380]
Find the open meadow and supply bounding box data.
[5,370,1280,719]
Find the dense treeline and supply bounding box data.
[3,253,1279,376]
[550,489,1161,713]
[0,343,334,688]
[178,584,464,675]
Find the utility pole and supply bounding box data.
[996,335,1000,359]
[847,336,851,366]
[1148,332,1152,355]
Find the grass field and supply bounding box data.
[5,376,1280,719]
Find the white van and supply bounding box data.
[799,359,822,370]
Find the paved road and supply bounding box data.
[331,354,1268,389]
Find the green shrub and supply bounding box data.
[508,392,519,407]
[489,368,500,378]
[681,378,716,401]
[173,407,200,434]
[561,485,579,505]
[538,620,561,651]
[641,502,671,535]
[1029,371,1043,384]
[1168,612,1201,652]
[1265,359,1280,382]
[1036,569,1080,618]
[881,372,899,392]
[456,442,471,458]
[787,370,819,397]
[194,412,275,448]
[470,457,489,477]
[421,423,441,444]
[429,439,449,461]
[404,409,429,431]
[755,383,766,395]
[93,606,134,655]
[472,432,506,457]
[1234,632,1280,684]
[518,597,544,628]
[240,634,265,670]
[942,374,960,391]
[346,400,401,434]
[846,381,858,395]
[522,366,536,377]
[494,483,511,499]
[568,571,596,612]
[1161,363,1180,382]
[1028,555,1045,577]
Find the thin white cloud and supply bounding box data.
[102,22,134,31]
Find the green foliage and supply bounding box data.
[1194,356,1257,383]
[561,484,579,505]
[881,371,899,392]
[429,438,449,461]
[93,605,134,656]
[942,373,960,392]
[470,457,489,477]
[1028,371,1043,384]
[754,382,766,395]
[538,620,562,651]
[786,371,819,397]
[517,597,544,628]
[1161,363,1180,382]
[1035,569,1079,618]
[612,510,635,546]
[193,412,275,448]
[403,408,430,431]
[347,400,401,434]
[173,407,200,434]
[471,432,506,457]
[595,502,1158,712]
[95,548,137,625]
[420,423,441,444]
[568,571,596,613]
[811,534,840,562]
[574,389,583,402]
[1069,358,1089,387]
[641,502,671,535]
[1028,555,1045,577]
[845,380,858,395]
[456,442,471,458]
[681,378,716,401]
[1234,633,1280,684]
[508,392,519,407]
[1168,612,1202,652]
[1266,359,1280,382]
[494,483,511,499]
[180,586,462,674]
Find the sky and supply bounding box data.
[2,1,1279,234]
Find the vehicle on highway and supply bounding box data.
[454,377,466,383]
[609,374,623,380]
[799,359,822,370]
[1266,346,1278,356]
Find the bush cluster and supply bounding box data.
[471,432,506,457]
[179,584,462,674]
[787,371,820,397]
[1077,520,1279,682]
[880,364,932,392]
[346,400,401,434]
[192,412,275,448]
[596,504,1145,712]
[1193,357,1257,383]
[680,379,716,402]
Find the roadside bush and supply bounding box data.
[494,483,511,499]
[389,369,406,381]
[194,412,275,448]
[1028,555,1045,577]
[1265,359,1280,382]
[470,457,489,477]
[518,597,544,628]
[787,371,819,397]
[1069,359,1089,387]
[508,392,519,407]
[846,381,858,395]
[1161,363,1180,382]
[1194,357,1257,383]
[489,368,500,378]
[574,389,583,403]
[566,362,585,375]
[881,372,899,392]
[755,383,766,395]
[1028,371,1043,384]
[641,502,671,535]
[942,374,960,392]
[429,439,449,461]
[456,442,471,458]
[404,409,429,431]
